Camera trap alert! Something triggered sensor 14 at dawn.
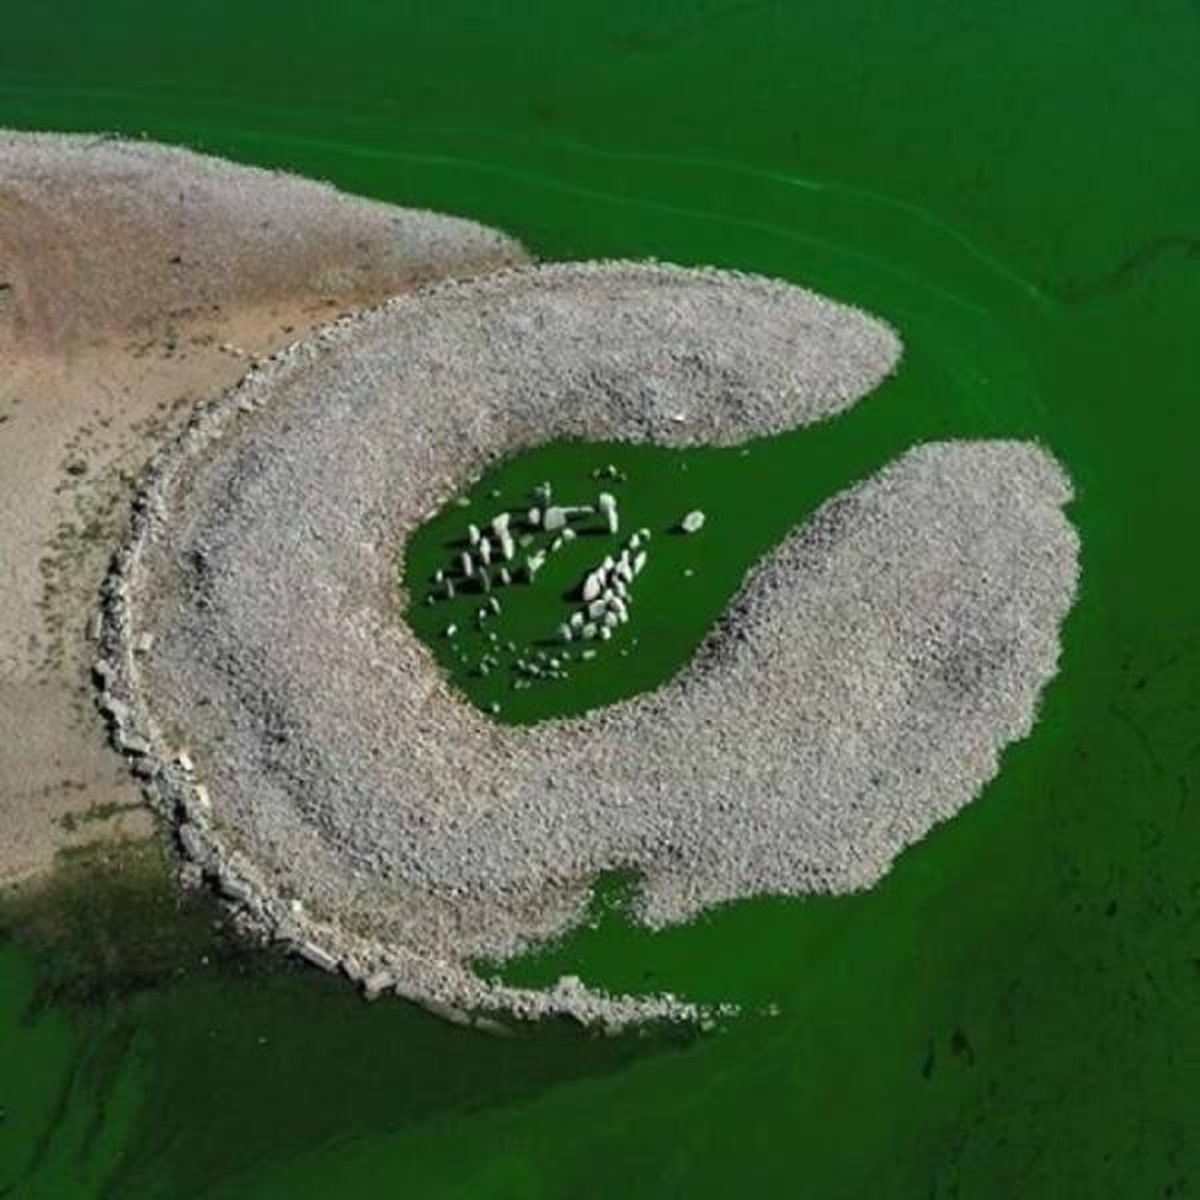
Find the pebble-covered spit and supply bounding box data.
[97,261,1078,1027]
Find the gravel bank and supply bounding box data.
[97,261,1077,1026]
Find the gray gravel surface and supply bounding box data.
[98,261,1077,1026]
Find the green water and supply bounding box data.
[3,1,1200,1195]
[403,350,963,723]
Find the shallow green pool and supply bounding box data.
[2,1,1199,1195]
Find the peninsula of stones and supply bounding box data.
[97,260,1080,1026]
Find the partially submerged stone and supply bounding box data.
[598,492,619,534]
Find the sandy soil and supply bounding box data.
[0,131,528,889]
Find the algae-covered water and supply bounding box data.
[3,1,1200,1195]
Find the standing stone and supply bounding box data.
[598,492,619,534]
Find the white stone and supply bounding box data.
[362,971,393,1001]
[121,731,152,756]
[179,822,205,859]
[598,492,619,534]
[680,510,706,534]
[297,941,339,973]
